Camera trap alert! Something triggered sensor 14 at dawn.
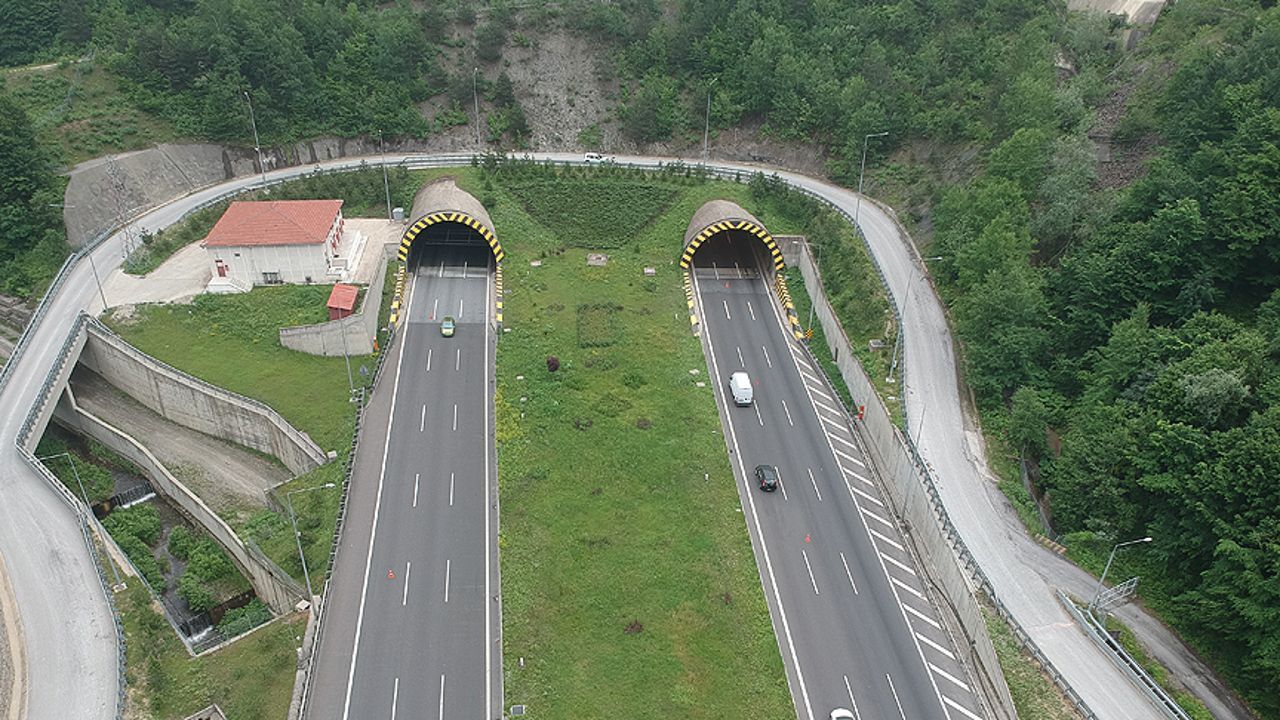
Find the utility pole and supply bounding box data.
[378,130,392,220]
[702,78,718,163]
[887,256,942,384]
[855,131,889,227]
[1090,537,1152,613]
[243,90,268,190]
[49,204,108,311]
[286,483,337,601]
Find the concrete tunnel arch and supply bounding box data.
[389,178,504,329]
[682,199,802,340]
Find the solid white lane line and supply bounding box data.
[801,549,820,595]
[848,482,885,508]
[846,469,875,487]
[426,348,432,372]
[723,300,731,320]
[747,301,756,320]
[861,507,894,528]
[828,432,858,450]
[842,676,863,719]
[736,346,745,368]
[807,468,823,502]
[452,404,458,431]
[692,272,815,720]
[448,472,455,507]
[412,473,420,508]
[916,632,957,660]
[813,397,841,415]
[342,267,417,720]
[444,559,451,603]
[754,402,765,427]
[891,575,925,600]
[944,695,984,720]
[391,677,399,720]
[881,551,918,576]
[839,552,859,595]
[455,348,460,371]
[903,602,943,630]
[484,267,494,720]
[402,562,411,606]
[431,297,438,319]
[868,528,906,552]
[887,674,908,720]
[420,404,426,432]
[930,663,972,692]
[762,346,772,368]
[781,399,794,426]
[438,674,446,720]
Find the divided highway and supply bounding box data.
[306,244,501,720]
[692,237,985,720]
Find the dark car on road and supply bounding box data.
[755,464,779,492]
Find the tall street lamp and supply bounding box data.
[887,255,943,384]
[49,204,109,311]
[1090,536,1153,612]
[243,91,268,190]
[378,130,392,220]
[472,67,482,149]
[38,452,123,588]
[702,77,719,163]
[855,131,889,227]
[286,483,338,602]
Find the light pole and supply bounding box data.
[38,452,124,588]
[887,255,942,384]
[243,91,268,190]
[806,240,822,331]
[286,483,338,601]
[1090,536,1152,612]
[855,131,889,227]
[49,204,109,310]
[702,78,718,163]
[378,130,392,220]
[472,67,482,149]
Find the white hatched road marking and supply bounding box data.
[944,695,984,720]
[813,397,841,415]
[860,506,895,528]
[819,413,846,430]
[831,446,864,467]
[868,528,905,552]
[828,432,858,451]
[930,663,972,692]
[891,575,925,600]
[848,482,885,508]
[916,632,956,660]
[790,349,813,370]
[903,602,942,630]
[806,383,834,401]
[846,469,875,487]
[839,552,859,595]
[880,551,919,576]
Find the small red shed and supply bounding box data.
[327,283,359,320]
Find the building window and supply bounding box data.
[263,271,283,285]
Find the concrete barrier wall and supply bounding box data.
[790,240,1018,719]
[53,393,304,614]
[279,245,391,357]
[20,325,88,453]
[77,319,329,474]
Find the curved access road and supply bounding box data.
[2,150,1157,719]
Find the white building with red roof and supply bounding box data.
[202,199,347,291]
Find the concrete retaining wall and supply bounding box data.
[790,239,1018,719]
[77,319,329,474]
[279,245,391,357]
[53,391,304,614]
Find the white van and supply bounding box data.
[729,372,754,406]
[584,152,606,163]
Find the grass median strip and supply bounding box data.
[490,173,793,718]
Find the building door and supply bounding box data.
[215,260,228,277]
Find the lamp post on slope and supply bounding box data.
[286,483,338,601]
[1090,536,1153,613]
[243,91,268,190]
[855,131,889,227]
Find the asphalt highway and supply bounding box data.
[306,244,501,720]
[692,237,985,720]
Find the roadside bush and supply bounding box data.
[217,600,273,637]
[184,536,236,583]
[167,526,196,561]
[117,534,165,590]
[178,573,216,612]
[104,504,162,546]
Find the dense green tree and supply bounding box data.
[0,92,68,296]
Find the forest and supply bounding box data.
[1,0,1277,713]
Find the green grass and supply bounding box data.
[503,178,679,248]
[119,584,303,719]
[124,200,231,276]
[983,604,1082,720]
[494,176,793,718]
[243,461,345,588]
[1101,615,1214,720]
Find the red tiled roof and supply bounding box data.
[203,200,344,247]
[327,283,359,312]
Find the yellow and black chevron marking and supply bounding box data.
[680,219,784,272]
[494,264,504,326]
[388,263,407,329]
[397,211,504,264]
[683,270,700,335]
[773,273,804,341]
